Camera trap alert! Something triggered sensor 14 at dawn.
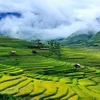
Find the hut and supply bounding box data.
[10,51,16,56]
[74,63,81,70]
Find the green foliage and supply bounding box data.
[0,94,15,100]
[89,31,100,43]
[60,32,94,46]
[48,40,61,59]
[0,74,3,78]
[88,31,100,47]
[0,94,31,100]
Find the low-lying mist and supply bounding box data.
[0,0,100,40]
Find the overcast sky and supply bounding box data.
[0,0,100,40]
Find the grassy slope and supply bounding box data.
[61,47,100,68]
[1,36,100,68]
[0,36,100,74]
[0,36,100,100]
[59,30,94,46]
[87,31,100,47]
[36,46,100,69]
[89,31,100,43]
[0,37,74,75]
[0,36,32,48]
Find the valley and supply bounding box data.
[0,37,100,100]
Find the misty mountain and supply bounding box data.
[59,30,100,47]
[90,31,100,42]
[59,30,94,46]
[87,31,100,47]
[0,0,100,40]
[96,17,100,23]
[0,11,100,41]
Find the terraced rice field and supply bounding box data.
[0,35,100,100]
[61,47,100,69]
[0,64,100,100]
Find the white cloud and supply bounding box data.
[0,0,100,40]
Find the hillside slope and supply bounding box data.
[60,30,94,46]
[0,36,32,48]
[60,31,100,47]
[0,36,100,100]
[88,31,100,47]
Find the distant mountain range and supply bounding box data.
[0,12,100,47]
[59,31,100,47]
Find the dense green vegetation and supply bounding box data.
[0,36,100,100]
[88,31,100,47]
[61,33,93,46]
[59,31,100,47]
[59,30,94,46]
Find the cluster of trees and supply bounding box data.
[30,39,61,59]
[29,39,45,49]
[0,94,19,100]
[0,94,30,100]
[48,40,61,59]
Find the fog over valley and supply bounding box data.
[0,0,100,40]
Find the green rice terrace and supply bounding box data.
[0,37,100,100]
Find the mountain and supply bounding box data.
[59,30,100,47]
[60,30,94,46]
[96,17,100,23]
[89,31,100,42]
[87,31,100,47]
[0,12,100,41]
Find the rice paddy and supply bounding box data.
[0,37,100,100]
[0,63,100,100]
